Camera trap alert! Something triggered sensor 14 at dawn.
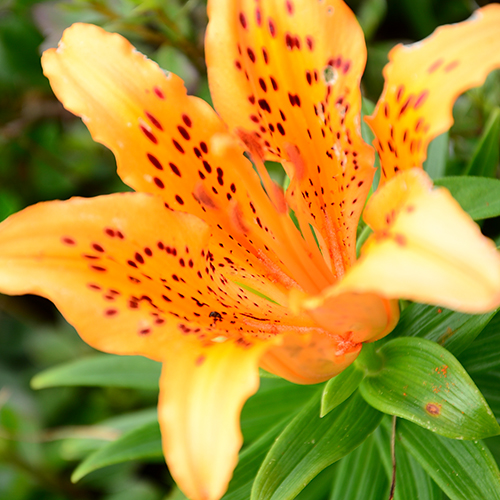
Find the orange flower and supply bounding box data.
[1,1,500,499]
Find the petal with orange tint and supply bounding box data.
[159,336,269,500]
[206,0,375,274]
[260,330,362,384]
[324,169,500,313]
[302,292,400,345]
[0,193,212,359]
[366,4,500,184]
[0,193,306,356]
[41,23,333,296]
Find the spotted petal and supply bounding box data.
[308,169,500,314]
[206,0,375,276]
[366,4,500,184]
[41,22,333,297]
[0,193,313,357]
[159,337,268,500]
[259,330,362,384]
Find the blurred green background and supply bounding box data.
[1,0,500,499]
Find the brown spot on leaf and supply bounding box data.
[425,403,442,416]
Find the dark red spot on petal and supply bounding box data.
[105,308,118,316]
[255,8,262,25]
[262,48,269,64]
[92,243,105,252]
[154,177,165,189]
[178,125,190,140]
[147,153,163,170]
[258,99,271,113]
[169,162,181,177]
[414,90,429,109]
[247,48,256,63]
[153,87,165,99]
[173,139,185,154]
[140,125,158,144]
[268,18,276,37]
[61,237,76,245]
[239,12,247,29]
[396,85,405,103]
[145,111,163,131]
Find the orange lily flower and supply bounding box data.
[1,1,500,499]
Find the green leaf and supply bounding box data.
[251,391,383,500]
[424,132,449,180]
[320,363,365,417]
[357,0,387,41]
[295,465,335,500]
[72,421,163,482]
[434,176,500,220]
[31,354,161,390]
[329,433,388,500]
[471,370,500,422]
[397,420,500,500]
[241,378,317,444]
[460,310,500,374]
[464,108,500,178]
[389,302,495,356]
[60,408,158,460]
[359,337,500,439]
[223,420,293,500]
[374,421,441,500]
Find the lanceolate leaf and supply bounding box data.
[31,354,161,390]
[388,302,495,356]
[329,433,388,500]
[251,392,383,500]
[460,310,500,374]
[241,379,318,444]
[423,132,449,180]
[72,421,163,482]
[464,107,500,178]
[223,419,294,500]
[471,369,500,423]
[397,420,500,500]
[359,337,500,439]
[321,363,365,417]
[435,176,500,221]
[374,421,441,500]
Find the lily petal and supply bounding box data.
[41,22,335,297]
[159,337,268,500]
[260,330,362,384]
[0,193,306,356]
[206,0,374,275]
[300,292,400,345]
[315,169,500,313]
[366,4,500,184]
